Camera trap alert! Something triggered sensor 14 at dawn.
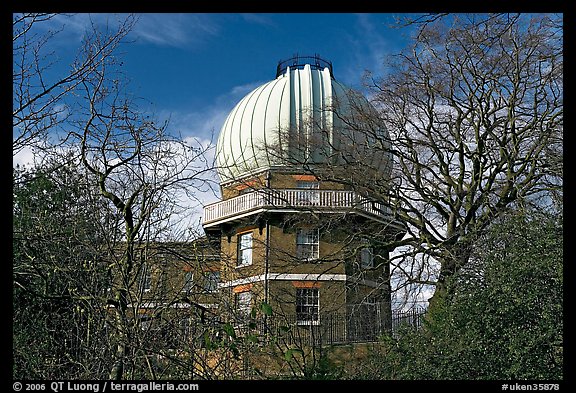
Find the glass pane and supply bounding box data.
[237,291,252,318]
[296,181,319,189]
[238,232,253,266]
[296,288,319,322]
[296,229,319,261]
[204,271,220,292]
[183,271,193,291]
[360,247,373,268]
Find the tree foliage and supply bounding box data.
[13,162,111,378]
[351,209,562,380]
[13,14,219,380]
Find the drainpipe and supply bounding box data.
[265,221,270,307]
[263,171,271,336]
[264,171,271,309]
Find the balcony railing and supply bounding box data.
[203,189,392,226]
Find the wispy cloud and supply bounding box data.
[22,13,222,50]
[354,14,390,71]
[228,82,263,99]
[154,80,264,225]
[339,14,397,89]
[132,14,221,48]
[15,13,109,46]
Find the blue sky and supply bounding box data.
[13,13,417,226]
[15,13,413,153]
[124,13,411,146]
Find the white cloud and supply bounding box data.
[131,14,221,48]
[13,145,36,169]
[31,14,132,45]
[229,82,262,98]
[144,137,220,239]
[22,13,222,50]
[155,80,265,234]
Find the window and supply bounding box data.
[140,264,152,292]
[237,232,253,267]
[360,247,374,269]
[296,180,320,205]
[296,288,319,325]
[236,291,252,319]
[238,186,253,196]
[183,271,194,293]
[204,271,220,293]
[296,228,319,261]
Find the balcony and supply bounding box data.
[203,189,393,228]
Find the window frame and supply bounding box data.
[237,231,253,267]
[179,317,191,341]
[235,291,252,320]
[296,228,320,262]
[182,270,194,293]
[296,288,320,325]
[139,316,152,331]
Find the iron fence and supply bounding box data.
[239,306,426,346]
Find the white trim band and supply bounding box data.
[219,273,349,288]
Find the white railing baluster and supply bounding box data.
[203,188,390,224]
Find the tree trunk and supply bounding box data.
[428,241,472,311]
[108,287,128,380]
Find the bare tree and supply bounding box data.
[13,13,137,160]
[71,56,215,377]
[374,13,562,304]
[13,13,227,380]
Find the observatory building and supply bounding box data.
[202,55,404,339]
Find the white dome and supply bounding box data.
[215,60,391,183]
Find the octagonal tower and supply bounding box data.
[203,55,404,342]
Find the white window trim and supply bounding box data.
[236,291,252,318]
[180,317,191,339]
[297,320,320,326]
[296,228,320,262]
[296,288,320,326]
[237,232,253,267]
